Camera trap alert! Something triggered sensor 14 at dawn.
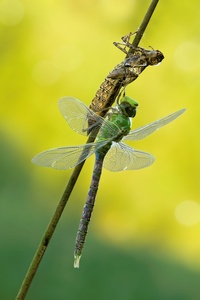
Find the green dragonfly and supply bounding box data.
[32,96,185,267]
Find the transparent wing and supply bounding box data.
[103,142,155,172]
[32,140,109,170]
[58,96,116,136]
[124,108,186,141]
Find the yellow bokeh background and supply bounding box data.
[1,0,200,299]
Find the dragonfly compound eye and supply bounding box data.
[119,96,138,118]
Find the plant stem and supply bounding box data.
[16,137,94,300]
[16,0,160,299]
[130,0,160,52]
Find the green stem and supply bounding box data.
[16,134,94,300]
[15,0,160,298]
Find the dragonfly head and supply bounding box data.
[119,96,138,118]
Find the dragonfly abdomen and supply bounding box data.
[74,151,107,268]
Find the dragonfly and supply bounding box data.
[32,96,185,268]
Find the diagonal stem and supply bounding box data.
[128,0,160,56]
[15,0,160,299]
[16,134,95,300]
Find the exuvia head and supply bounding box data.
[147,49,164,65]
[119,96,138,118]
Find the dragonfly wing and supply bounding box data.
[58,97,105,135]
[32,140,109,170]
[124,108,186,141]
[103,142,155,172]
[58,97,121,138]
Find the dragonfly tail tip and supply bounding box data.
[74,254,81,268]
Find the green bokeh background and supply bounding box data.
[1,0,200,299]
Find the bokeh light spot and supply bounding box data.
[32,61,61,86]
[175,200,200,226]
[0,0,24,26]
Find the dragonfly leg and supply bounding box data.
[116,87,126,107]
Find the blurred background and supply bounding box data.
[1,0,200,299]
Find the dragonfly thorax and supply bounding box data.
[108,113,131,142]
